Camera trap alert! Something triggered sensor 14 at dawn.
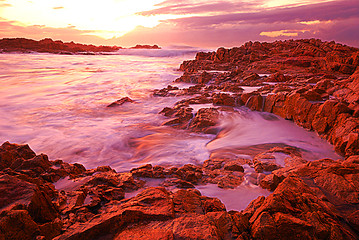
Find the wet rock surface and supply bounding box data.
[1,141,358,239]
[2,39,359,239]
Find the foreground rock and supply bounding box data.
[1,142,359,239]
[233,176,358,240]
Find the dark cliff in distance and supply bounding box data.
[130,44,161,49]
[0,38,161,54]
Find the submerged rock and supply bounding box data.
[107,97,134,107]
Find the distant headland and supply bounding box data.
[0,38,161,54]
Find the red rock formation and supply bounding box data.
[1,141,359,239]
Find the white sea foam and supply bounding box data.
[115,48,206,58]
[208,108,342,161]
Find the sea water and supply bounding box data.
[0,49,341,210]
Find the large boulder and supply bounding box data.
[237,176,358,239]
[0,142,36,170]
[56,187,174,240]
[0,174,59,223]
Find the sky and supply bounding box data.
[0,0,358,48]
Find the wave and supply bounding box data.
[114,48,208,58]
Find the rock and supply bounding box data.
[223,162,244,172]
[245,94,263,111]
[312,100,352,135]
[171,214,220,239]
[56,161,86,179]
[130,44,161,49]
[0,37,121,54]
[173,189,203,215]
[348,68,359,92]
[253,153,282,173]
[203,158,224,170]
[201,196,226,213]
[86,171,121,187]
[175,164,203,184]
[267,72,287,82]
[0,174,59,224]
[259,173,285,191]
[242,72,260,82]
[15,154,52,174]
[189,108,220,134]
[154,85,180,97]
[161,178,195,189]
[212,93,235,106]
[293,158,359,204]
[302,89,322,101]
[245,177,358,239]
[284,156,308,168]
[39,218,63,240]
[0,141,36,170]
[210,172,244,189]
[107,97,134,107]
[198,71,213,84]
[114,225,174,240]
[163,107,193,129]
[0,210,40,240]
[159,107,176,116]
[56,187,175,240]
[130,164,154,178]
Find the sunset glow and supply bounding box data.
[0,0,358,47]
[1,0,166,38]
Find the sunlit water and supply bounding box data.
[0,50,341,211]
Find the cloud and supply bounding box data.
[1,0,358,48]
[165,0,359,28]
[0,3,11,7]
[115,0,359,48]
[139,1,261,16]
[52,6,64,10]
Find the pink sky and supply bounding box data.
[0,0,358,48]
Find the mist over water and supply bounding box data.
[0,50,341,210]
[0,50,203,170]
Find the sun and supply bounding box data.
[0,0,165,38]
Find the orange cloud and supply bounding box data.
[52,6,64,10]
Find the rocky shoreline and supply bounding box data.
[1,39,359,239]
[0,38,160,54]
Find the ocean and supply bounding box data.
[0,49,341,210]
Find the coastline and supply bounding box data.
[0,38,160,55]
[1,38,359,239]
